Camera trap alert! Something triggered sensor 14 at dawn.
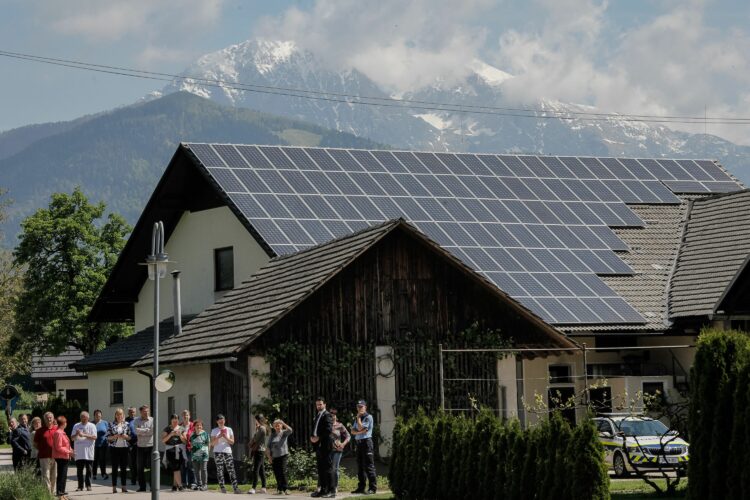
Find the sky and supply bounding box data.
[2,0,750,144]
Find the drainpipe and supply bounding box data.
[172,270,182,335]
[137,370,154,411]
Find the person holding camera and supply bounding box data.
[350,400,377,495]
[211,414,241,494]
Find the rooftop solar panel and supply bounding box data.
[188,144,742,325]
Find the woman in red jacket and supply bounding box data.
[52,416,74,500]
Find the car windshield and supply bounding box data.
[616,419,669,436]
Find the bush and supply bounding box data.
[0,467,54,499]
[389,410,609,500]
[30,395,84,434]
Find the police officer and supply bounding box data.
[350,400,377,495]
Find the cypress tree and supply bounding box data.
[389,418,404,497]
[438,416,456,500]
[502,419,522,499]
[520,426,540,499]
[551,414,572,500]
[728,363,750,499]
[492,423,508,500]
[567,419,609,500]
[424,413,446,500]
[507,423,526,500]
[539,415,561,500]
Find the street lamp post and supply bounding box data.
[147,221,168,499]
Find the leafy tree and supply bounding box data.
[567,418,609,500]
[0,192,29,385]
[13,187,131,355]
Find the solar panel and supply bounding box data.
[328,149,364,172]
[498,156,535,177]
[283,148,318,170]
[477,155,514,176]
[189,144,745,325]
[695,160,734,181]
[414,152,451,174]
[260,147,296,169]
[656,160,692,180]
[702,181,742,193]
[662,180,710,193]
[675,160,712,181]
[237,146,273,169]
[208,168,245,193]
[277,194,314,219]
[579,157,616,179]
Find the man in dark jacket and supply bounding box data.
[310,397,334,498]
[9,417,31,470]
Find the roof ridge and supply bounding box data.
[182,142,727,162]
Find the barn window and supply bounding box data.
[214,247,234,291]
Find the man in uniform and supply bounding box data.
[350,400,377,495]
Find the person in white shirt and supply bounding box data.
[210,414,241,494]
[71,411,97,492]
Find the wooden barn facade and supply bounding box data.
[126,219,573,454]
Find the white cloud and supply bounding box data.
[256,0,493,92]
[40,0,224,43]
[495,0,750,143]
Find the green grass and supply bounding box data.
[610,478,687,499]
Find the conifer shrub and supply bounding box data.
[689,329,750,500]
[389,409,608,499]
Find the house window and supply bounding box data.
[214,247,234,291]
[110,380,123,406]
[643,381,666,409]
[189,394,197,419]
[549,364,573,384]
[167,397,175,417]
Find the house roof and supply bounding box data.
[132,219,576,367]
[31,347,85,380]
[91,143,745,332]
[73,316,195,371]
[669,190,750,318]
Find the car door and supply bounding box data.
[596,419,616,466]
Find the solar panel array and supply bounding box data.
[185,143,742,325]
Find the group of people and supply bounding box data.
[7,397,378,498]
[305,397,377,498]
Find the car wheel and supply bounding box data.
[613,452,629,478]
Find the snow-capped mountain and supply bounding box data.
[163,39,750,182]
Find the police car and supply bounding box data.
[593,415,689,477]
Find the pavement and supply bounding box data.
[0,448,385,499]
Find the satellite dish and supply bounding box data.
[154,370,175,393]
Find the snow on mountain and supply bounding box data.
[163,38,750,183]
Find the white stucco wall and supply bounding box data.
[86,364,211,447]
[87,368,151,418]
[134,206,270,332]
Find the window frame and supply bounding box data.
[110,379,124,406]
[214,246,235,292]
[189,394,197,419]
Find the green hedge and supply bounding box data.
[389,410,609,500]
[689,329,750,500]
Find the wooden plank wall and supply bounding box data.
[210,357,249,457]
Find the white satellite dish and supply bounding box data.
[154,370,175,393]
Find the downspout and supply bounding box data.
[137,370,154,411]
[172,270,182,335]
